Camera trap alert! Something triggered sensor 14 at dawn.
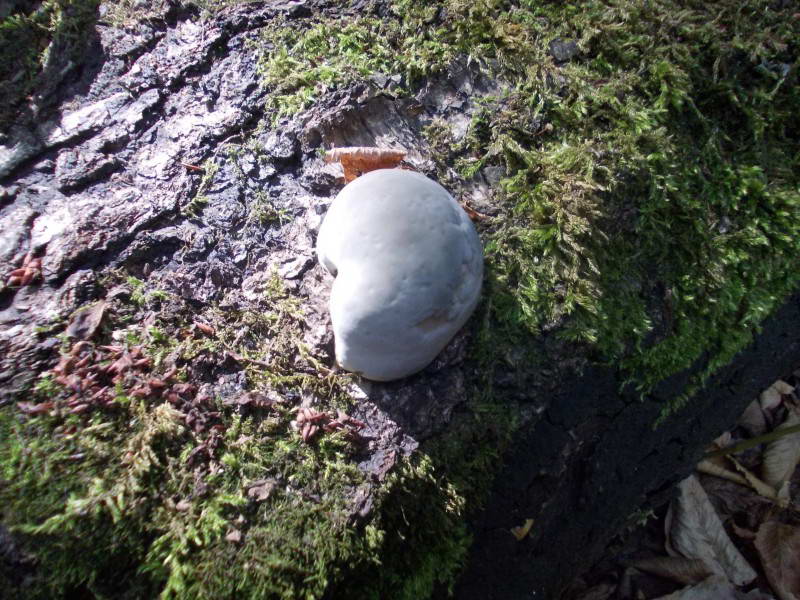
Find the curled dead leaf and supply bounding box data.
[738,400,768,437]
[696,459,749,487]
[624,556,713,586]
[722,455,783,506]
[762,406,800,491]
[510,518,534,541]
[755,521,800,600]
[65,301,107,340]
[652,574,771,600]
[760,380,793,412]
[667,475,756,586]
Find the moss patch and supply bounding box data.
[2,0,799,598]
[258,0,800,416]
[0,276,373,599]
[0,0,100,130]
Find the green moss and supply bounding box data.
[249,0,799,587]
[0,0,100,129]
[3,0,799,598]
[183,159,220,218]
[1,271,484,599]
[258,0,799,415]
[0,279,377,599]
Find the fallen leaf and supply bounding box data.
[760,380,793,412]
[773,380,795,395]
[754,521,800,600]
[739,400,768,437]
[193,320,215,336]
[625,556,712,585]
[653,574,774,599]
[17,401,54,415]
[666,475,756,586]
[510,518,534,541]
[776,480,791,505]
[65,301,107,340]
[246,480,276,502]
[729,457,783,506]
[223,392,273,409]
[730,522,757,541]
[762,406,800,491]
[713,431,733,448]
[696,459,749,487]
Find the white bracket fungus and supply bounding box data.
[316,169,483,381]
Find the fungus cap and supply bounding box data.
[316,168,483,381]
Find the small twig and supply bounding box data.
[703,424,800,459]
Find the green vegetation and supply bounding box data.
[0,392,373,599]
[2,0,798,599]
[1,273,475,599]
[182,159,220,218]
[256,0,799,587]
[259,0,800,416]
[0,276,396,598]
[0,0,100,129]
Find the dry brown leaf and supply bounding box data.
[653,574,774,599]
[667,475,756,586]
[17,401,54,415]
[729,456,783,505]
[773,380,795,395]
[324,146,407,182]
[730,522,757,541]
[761,387,782,412]
[777,481,792,505]
[246,479,276,502]
[762,406,800,491]
[755,521,800,600]
[697,459,749,487]
[760,381,794,412]
[739,400,769,437]
[713,431,733,448]
[510,518,534,541]
[65,301,107,340]
[625,556,713,585]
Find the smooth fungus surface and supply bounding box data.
[317,169,483,381]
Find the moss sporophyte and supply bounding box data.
[2,0,799,598]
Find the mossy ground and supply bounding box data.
[2,0,799,598]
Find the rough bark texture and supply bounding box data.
[1,2,798,598]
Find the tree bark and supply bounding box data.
[1,2,798,599]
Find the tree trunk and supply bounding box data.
[1,2,798,599]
